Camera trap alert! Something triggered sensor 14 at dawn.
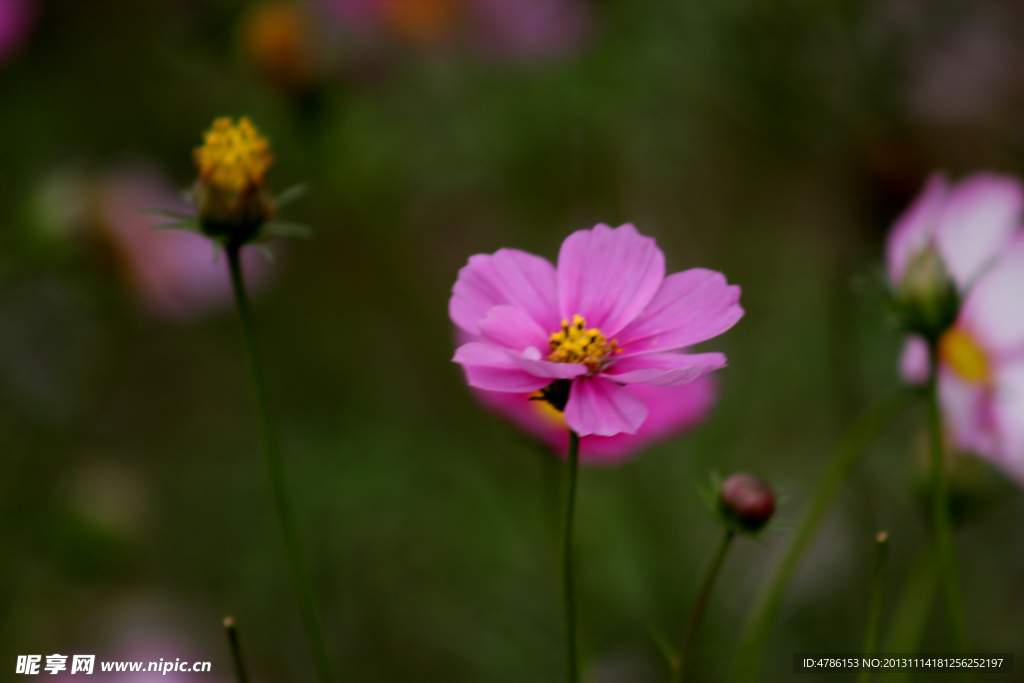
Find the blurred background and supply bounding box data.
[2,0,1024,681]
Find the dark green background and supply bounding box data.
[1,1,1023,681]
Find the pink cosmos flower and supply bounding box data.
[450,223,743,440]
[0,0,34,65]
[889,173,1024,480]
[97,169,273,321]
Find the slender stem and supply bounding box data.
[730,389,913,683]
[673,528,736,683]
[226,244,335,683]
[222,617,250,683]
[925,356,970,656]
[878,548,939,683]
[563,431,580,683]
[857,532,890,683]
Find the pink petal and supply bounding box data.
[100,169,273,321]
[886,173,947,285]
[449,248,559,337]
[564,375,649,437]
[557,223,665,336]
[601,351,727,386]
[453,342,551,392]
[939,368,994,457]
[513,348,589,379]
[468,377,717,465]
[992,359,1024,465]
[614,269,742,356]
[899,335,931,385]
[935,173,1024,288]
[958,237,1024,358]
[479,304,550,352]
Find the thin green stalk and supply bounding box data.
[226,244,335,683]
[878,548,939,683]
[857,532,890,683]
[925,362,970,656]
[730,389,913,683]
[563,431,580,683]
[673,528,736,683]
[222,617,250,683]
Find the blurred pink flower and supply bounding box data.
[52,629,226,682]
[471,379,717,465]
[935,239,1024,479]
[465,0,590,60]
[889,173,1024,481]
[886,172,1023,291]
[450,223,742,442]
[321,0,591,60]
[893,172,1023,381]
[97,169,273,321]
[0,0,34,65]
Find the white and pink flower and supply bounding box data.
[886,172,1022,294]
[888,173,1024,480]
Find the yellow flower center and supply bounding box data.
[939,327,990,384]
[194,117,273,194]
[548,315,617,371]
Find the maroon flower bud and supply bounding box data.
[718,473,776,533]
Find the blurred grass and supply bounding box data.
[2,1,1024,682]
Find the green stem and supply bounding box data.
[222,617,250,683]
[857,532,890,683]
[730,389,913,683]
[925,359,970,656]
[878,547,938,683]
[226,244,335,683]
[673,528,736,683]
[563,431,580,683]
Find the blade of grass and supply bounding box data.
[730,389,914,683]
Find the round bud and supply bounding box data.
[896,245,959,342]
[719,473,776,533]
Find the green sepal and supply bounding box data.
[141,208,203,233]
[699,470,779,538]
[255,243,276,263]
[141,208,197,221]
[695,470,723,511]
[274,184,307,209]
[156,221,202,232]
[262,221,312,239]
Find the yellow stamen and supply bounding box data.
[547,314,617,371]
[939,327,990,384]
[194,117,273,194]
